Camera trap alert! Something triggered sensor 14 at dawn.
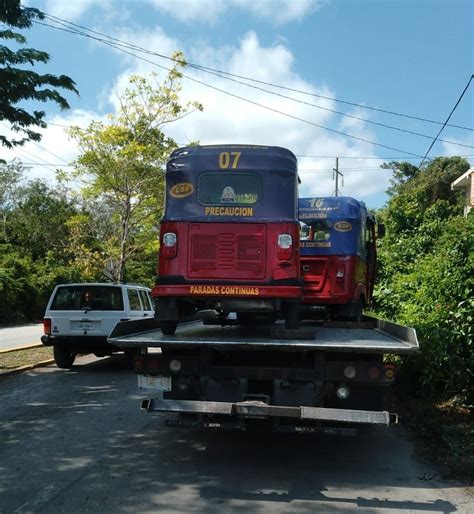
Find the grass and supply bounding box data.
[0,346,54,374]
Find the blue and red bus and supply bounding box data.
[299,196,380,320]
[153,145,302,334]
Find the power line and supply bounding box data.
[34,20,426,158]
[296,153,474,160]
[40,13,474,133]
[37,18,473,148]
[0,122,69,164]
[419,75,474,168]
[186,67,472,149]
[6,162,73,166]
[11,148,60,174]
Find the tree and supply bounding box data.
[0,172,85,322]
[0,159,23,239]
[373,156,473,402]
[6,179,78,261]
[64,57,202,282]
[0,0,78,150]
[382,160,419,196]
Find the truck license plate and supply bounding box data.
[138,374,172,392]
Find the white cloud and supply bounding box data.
[5,26,389,206]
[441,133,474,167]
[44,0,118,22]
[148,0,326,25]
[1,110,99,183]
[105,29,387,202]
[233,0,326,25]
[45,0,98,21]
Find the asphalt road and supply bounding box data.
[0,356,472,514]
[0,324,43,351]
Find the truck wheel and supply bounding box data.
[161,320,177,335]
[285,303,299,329]
[237,313,256,326]
[53,346,75,368]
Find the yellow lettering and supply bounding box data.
[218,151,242,169]
[219,152,230,169]
[231,151,241,168]
[203,207,254,217]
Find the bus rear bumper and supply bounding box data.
[152,284,302,299]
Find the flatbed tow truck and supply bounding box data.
[108,316,418,435]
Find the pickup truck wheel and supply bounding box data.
[285,303,299,329]
[53,346,75,368]
[161,320,177,335]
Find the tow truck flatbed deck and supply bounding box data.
[109,316,418,355]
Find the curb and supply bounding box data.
[0,359,55,378]
[0,343,43,354]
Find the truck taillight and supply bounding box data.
[162,232,177,258]
[277,233,293,260]
[43,318,51,335]
[336,269,345,281]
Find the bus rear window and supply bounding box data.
[51,286,124,311]
[199,172,261,205]
[300,221,332,241]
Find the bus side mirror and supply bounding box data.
[378,223,386,238]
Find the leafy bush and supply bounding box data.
[373,158,473,403]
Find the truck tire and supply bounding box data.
[53,346,75,368]
[285,303,299,329]
[161,320,177,335]
[236,313,256,326]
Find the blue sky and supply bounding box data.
[3,0,474,207]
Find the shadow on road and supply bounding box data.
[0,356,461,513]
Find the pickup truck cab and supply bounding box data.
[41,283,154,368]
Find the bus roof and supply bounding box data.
[167,144,297,174]
[299,196,367,222]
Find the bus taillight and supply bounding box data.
[277,233,293,260]
[163,232,177,258]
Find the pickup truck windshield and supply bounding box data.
[51,286,124,311]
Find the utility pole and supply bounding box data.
[333,157,344,197]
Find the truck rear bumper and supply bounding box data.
[140,398,396,426]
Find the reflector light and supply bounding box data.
[277,233,293,260]
[336,269,345,278]
[277,234,292,249]
[343,365,356,379]
[147,358,160,373]
[384,365,395,379]
[162,232,177,258]
[163,232,177,247]
[336,385,350,400]
[169,359,182,372]
[134,357,145,372]
[43,318,51,335]
[368,366,381,379]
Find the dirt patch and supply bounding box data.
[0,346,53,374]
[390,390,474,482]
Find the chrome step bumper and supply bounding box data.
[141,398,396,426]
